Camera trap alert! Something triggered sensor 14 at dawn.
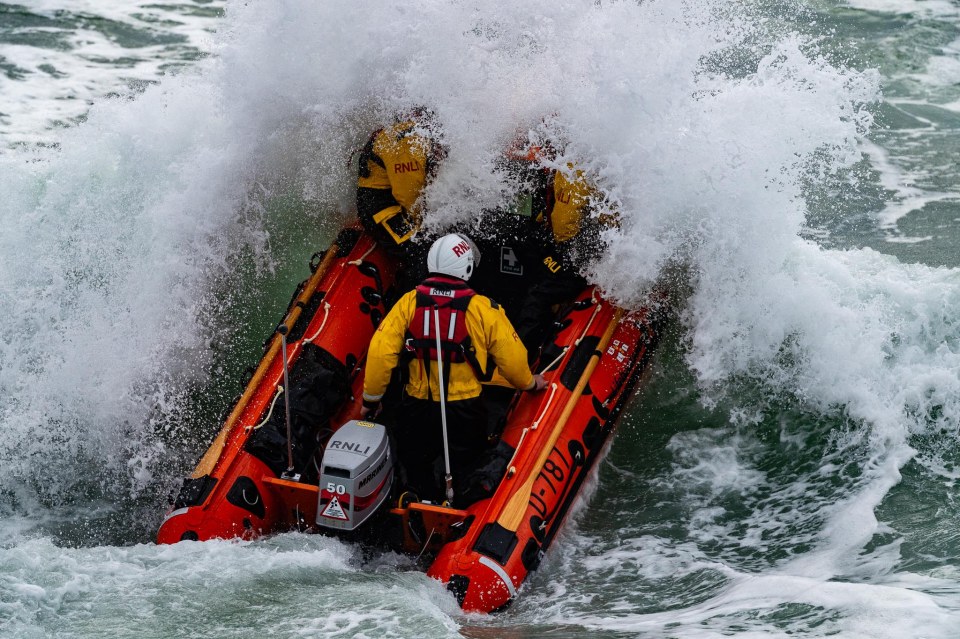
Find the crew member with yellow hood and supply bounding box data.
[511,143,615,352]
[361,233,547,503]
[356,109,444,251]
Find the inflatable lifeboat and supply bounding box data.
[157,223,667,613]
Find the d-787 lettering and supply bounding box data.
[527,446,575,520]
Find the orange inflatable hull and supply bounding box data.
[157,227,396,543]
[424,293,661,611]
[157,226,666,613]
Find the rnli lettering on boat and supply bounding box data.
[393,160,421,173]
[528,444,579,521]
[329,440,371,455]
[430,288,456,298]
[359,457,388,489]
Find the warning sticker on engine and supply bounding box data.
[321,496,349,520]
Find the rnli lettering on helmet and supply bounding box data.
[356,421,376,428]
[451,240,470,257]
[430,288,455,298]
[393,160,421,173]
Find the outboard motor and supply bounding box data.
[316,420,393,531]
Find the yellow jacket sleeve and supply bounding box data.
[362,291,416,402]
[374,130,429,214]
[550,167,593,243]
[357,121,430,211]
[356,120,431,245]
[470,297,534,391]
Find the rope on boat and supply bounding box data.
[247,385,284,431]
[575,301,602,346]
[539,346,568,374]
[532,382,558,429]
[416,527,438,561]
[506,381,559,478]
[347,244,376,265]
[496,307,625,533]
[303,301,332,344]
[190,241,339,479]
[539,296,602,376]
[506,428,528,479]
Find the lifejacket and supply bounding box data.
[403,277,493,394]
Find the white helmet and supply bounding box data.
[426,233,480,281]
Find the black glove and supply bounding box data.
[360,399,381,419]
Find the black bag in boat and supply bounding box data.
[443,440,514,507]
[245,343,348,477]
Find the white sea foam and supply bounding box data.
[0,1,223,148]
[842,0,960,18]
[572,570,959,638]
[0,533,463,639]
[861,139,955,233]
[0,49,267,504]
[923,55,960,87]
[525,519,960,637]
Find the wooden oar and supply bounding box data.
[190,242,341,479]
[496,307,624,532]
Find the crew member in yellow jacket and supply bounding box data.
[509,141,616,353]
[357,109,444,255]
[361,233,547,504]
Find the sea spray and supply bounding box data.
[0,0,881,529]
[1,2,960,635]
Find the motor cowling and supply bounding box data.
[316,420,393,531]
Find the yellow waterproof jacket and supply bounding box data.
[363,288,534,402]
[357,119,433,245]
[546,167,594,243]
[534,165,619,274]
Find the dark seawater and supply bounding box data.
[2,1,960,637]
